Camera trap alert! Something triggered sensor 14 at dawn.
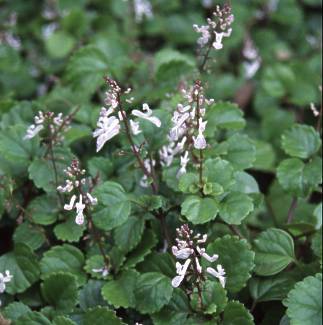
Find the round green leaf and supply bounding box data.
[92,181,131,231]
[40,244,85,285]
[54,217,86,243]
[3,302,31,321]
[83,307,125,325]
[283,274,322,325]
[281,124,321,159]
[45,31,75,58]
[0,243,40,294]
[135,272,173,314]
[41,273,78,313]
[219,192,254,225]
[207,235,255,292]
[27,195,59,225]
[222,301,254,325]
[13,222,46,250]
[102,270,139,308]
[15,311,51,325]
[79,280,106,311]
[254,228,296,276]
[181,195,219,224]
[113,216,144,253]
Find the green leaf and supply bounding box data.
[249,274,296,303]
[311,229,322,263]
[0,243,40,294]
[3,302,31,321]
[13,222,46,250]
[254,228,296,276]
[207,102,246,130]
[181,195,219,224]
[40,244,85,285]
[204,158,235,191]
[155,49,195,83]
[45,31,76,58]
[231,171,260,194]
[28,147,73,193]
[92,181,131,231]
[84,255,110,280]
[26,194,59,225]
[101,269,139,308]
[222,301,254,325]
[219,192,254,225]
[53,316,77,325]
[79,280,106,311]
[223,134,256,170]
[253,140,276,171]
[178,173,199,194]
[15,311,51,325]
[207,235,255,292]
[124,229,157,268]
[135,272,173,314]
[283,274,322,325]
[277,158,322,197]
[113,216,145,253]
[281,124,321,159]
[54,217,86,242]
[82,307,125,325]
[0,125,39,172]
[66,46,109,96]
[87,157,114,182]
[41,272,78,313]
[191,281,228,315]
[151,289,189,325]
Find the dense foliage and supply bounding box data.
[0,0,322,324]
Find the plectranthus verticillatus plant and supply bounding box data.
[194,3,234,71]
[58,159,110,276]
[171,224,226,308]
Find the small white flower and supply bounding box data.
[93,107,121,152]
[193,24,211,47]
[197,246,219,262]
[92,267,109,277]
[24,124,44,139]
[177,151,190,178]
[53,113,63,126]
[75,195,85,225]
[64,194,77,210]
[195,257,203,274]
[57,180,74,193]
[172,246,193,259]
[0,270,13,294]
[130,119,142,135]
[310,103,320,117]
[171,259,191,288]
[207,265,226,287]
[86,192,98,206]
[134,0,153,22]
[132,103,161,128]
[193,131,207,150]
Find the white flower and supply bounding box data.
[53,113,63,126]
[93,107,121,152]
[171,259,191,288]
[177,151,190,178]
[134,0,153,22]
[92,267,109,277]
[86,192,98,206]
[244,58,261,79]
[130,119,142,135]
[310,103,320,117]
[24,124,44,139]
[213,30,232,50]
[57,180,74,193]
[193,131,207,150]
[193,24,211,47]
[207,265,226,288]
[172,246,193,259]
[132,103,161,128]
[195,257,202,274]
[75,195,85,225]
[197,246,218,262]
[64,194,77,210]
[0,270,13,294]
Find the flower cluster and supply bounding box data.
[0,270,13,306]
[172,224,226,288]
[193,4,234,50]
[58,159,97,225]
[159,81,213,178]
[93,77,161,152]
[171,224,226,288]
[24,111,69,142]
[134,0,153,23]
[243,37,262,79]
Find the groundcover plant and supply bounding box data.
[0,0,322,324]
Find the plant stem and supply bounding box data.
[199,34,215,73]
[287,197,298,224]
